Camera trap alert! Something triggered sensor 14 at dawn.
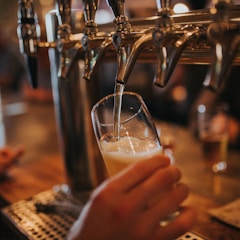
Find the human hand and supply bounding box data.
[67,155,196,240]
[0,146,25,176]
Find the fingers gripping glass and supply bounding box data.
[91,91,181,228]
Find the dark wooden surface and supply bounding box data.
[0,100,239,239]
[0,100,65,203]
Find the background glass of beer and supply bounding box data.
[197,103,229,173]
[91,91,163,177]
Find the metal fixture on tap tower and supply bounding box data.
[17,0,41,88]
[17,0,240,196]
[204,0,240,91]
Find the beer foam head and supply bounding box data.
[101,136,162,154]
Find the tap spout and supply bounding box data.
[204,33,240,91]
[17,0,41,88]
[55,0,73,79]
[154,25,203,87]
[81,0,115,81]
[82,35,113,81]
[114,30,153,84]
[81,0,106,81]
[204,0,235,90]
[154,45,167,87]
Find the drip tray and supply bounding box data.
[0,185,89,240]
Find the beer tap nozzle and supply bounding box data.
[153,0,173,87]
[107,0,134,86]
[116,29,153,84]
[154,25,202,87]
[153,0,203,87]
[55,0,73,79]
[17,0,40,88]
[204,0,235,91]
[81,0,112,82]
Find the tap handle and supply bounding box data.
[106,0,125,18]
[56,0,72,25]
[156,0,170,10]
[17,0,40,88]
[82,0,99,23]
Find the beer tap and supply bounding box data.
[204,0,240,91]
[81,0,113,81]
[153,0,202,87]
[81,0,99,81]
[107,0,153,89]
[55,0,73,79]
[107,0,131,88]
[152,0,173,87]
[17,0,41,88]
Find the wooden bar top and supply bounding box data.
[0,100,65,203]
[156,122,240,240]
[0,101,239,239]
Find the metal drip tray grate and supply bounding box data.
[0,185,88,240]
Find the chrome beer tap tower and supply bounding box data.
[17,0,240,196]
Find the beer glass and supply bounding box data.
[198,103,229,173]
[92,91,179,227]
[91,91,163,177]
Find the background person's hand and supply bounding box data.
[68,155,196,240]
[0,145,25,176]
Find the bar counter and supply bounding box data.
[164,122,240,240]
[0,100,239,239]
[0,100,65,203]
